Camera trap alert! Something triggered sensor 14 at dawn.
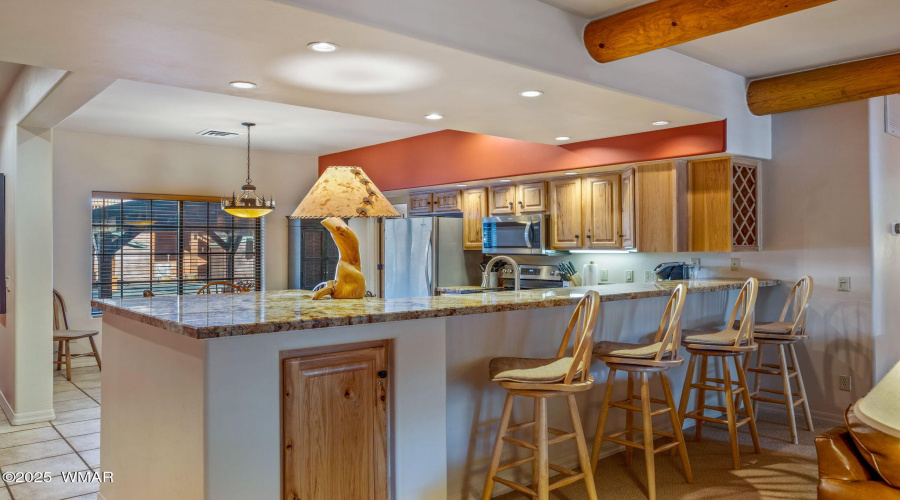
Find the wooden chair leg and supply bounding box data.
[567,395,598,500]
[661,372,693,483]
[676,354,697,427]
[533,398,540,500]
[89,336,102,370]
[789,344,814,432]
[640,373,656,500]
[591,368,616,471]
[778,345,798,444]
[535,397,549,500]
[722,356,741,470]
[56,340,63,371]
[624,373,635,466]
[695,356,709,442]
[751,344,764,416]
[64,341,72,381]
[482,393,514,500]
[734,355,762,454]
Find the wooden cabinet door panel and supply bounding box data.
[549,178,582,249]
[283,347,388,500]
[582,174,621,249]
[432,190,462,212]
[620,168,636,249]
[516,182,547,213]
[687,157,732,252]
[488,185,517,215]
[462,188,488,250]
[409,193,432,213]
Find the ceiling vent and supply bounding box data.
[196,129,241,138]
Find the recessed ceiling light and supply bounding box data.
[555,136,571,141]
[229,81,257,89]
[425,113,444,120]
[564,172,578,175]
[307,41,340,52]
[652,120,670,126]
[499,179,512,183]
[520,90,543,97]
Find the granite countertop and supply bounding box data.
[435,285,505,294]
[91,279,780,340]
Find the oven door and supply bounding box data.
[482,215,545,255]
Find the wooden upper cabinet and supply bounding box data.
[488,185,517,215]
[549,178,583,250]
[408,193,432,213]
[462,188,488,250]
[582,174,622,249]
[620,167,636,249]
[283,344,388,500]
[516,182,547,213]
[634,160,687,253]
[687,156,759,252]
[432,190,462,212]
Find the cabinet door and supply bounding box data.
[687,157,732,252]
[516,182,547,213]
[432,190,462,212]
[409,193,432,213]
[488,185,517,215]
[582,174,621,249]
[549,178,582,249]
[462,188,488,250]
[283,346,388,500]
[635,160,683,253]
[620,168,636,249]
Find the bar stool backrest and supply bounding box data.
[780,276,814,337]
[52,289,70,331]
[728,278,759,347]
[556,290,601,385]
[652,284,688,361]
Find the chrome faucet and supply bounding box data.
[482,255,521,291]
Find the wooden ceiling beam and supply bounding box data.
[747,52,900,115]
[584,0,835,63]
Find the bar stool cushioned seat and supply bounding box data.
[594,340,672,359]
[682,329,748,346]
[489,357,579,383]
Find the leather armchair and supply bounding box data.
[816,406,900,498]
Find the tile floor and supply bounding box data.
[0,366,101,500]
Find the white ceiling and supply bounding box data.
[55,80,440,155]
[0,61,23,101]
[0,0,716,147]
[538,0,900,78]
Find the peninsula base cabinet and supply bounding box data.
[282,343,389,500]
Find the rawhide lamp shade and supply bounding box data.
[855,360,900,438]
[290,166,400,299]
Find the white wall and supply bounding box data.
[52,131,319,362]
[0,65,67,424]
[869,97,900,381]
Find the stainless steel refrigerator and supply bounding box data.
[383,216,470,299]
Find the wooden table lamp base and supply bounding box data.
[312,217,367,300]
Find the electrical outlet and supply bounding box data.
[625,270,634,283]
[690,258,701,266]
[599,270,609,282]
[838,276,851,292]
[730,258,741,271]
[839,375,852,392]
[644,270,655,282]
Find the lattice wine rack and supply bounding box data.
[731,162,758,250]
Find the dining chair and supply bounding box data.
[53,290,101,381]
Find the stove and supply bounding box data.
[499,264,564,289]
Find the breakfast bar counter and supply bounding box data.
[92,279,780,500]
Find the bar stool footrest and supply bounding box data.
[501,436,537,451]
[492,476,536,497]
[498,456,534,472]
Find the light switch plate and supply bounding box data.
[730,258,741,271]
[599,270,609,282]
[838,276,851,292]
[625,270,634,283]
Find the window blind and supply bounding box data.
[91,193,264,301]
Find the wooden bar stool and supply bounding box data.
[482,291,600,500]
[53,290,101,381]
[590,284,692,500]
[744,276,814,444]
[677,278,761,470]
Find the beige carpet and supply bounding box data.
[497,408,827,499]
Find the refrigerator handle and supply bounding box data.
[425,234,434,293]
[524,221,533,249]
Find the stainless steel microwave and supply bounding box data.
[482,214,552,255]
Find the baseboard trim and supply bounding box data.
[0,388,56,425]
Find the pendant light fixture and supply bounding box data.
[222,122,274,218]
